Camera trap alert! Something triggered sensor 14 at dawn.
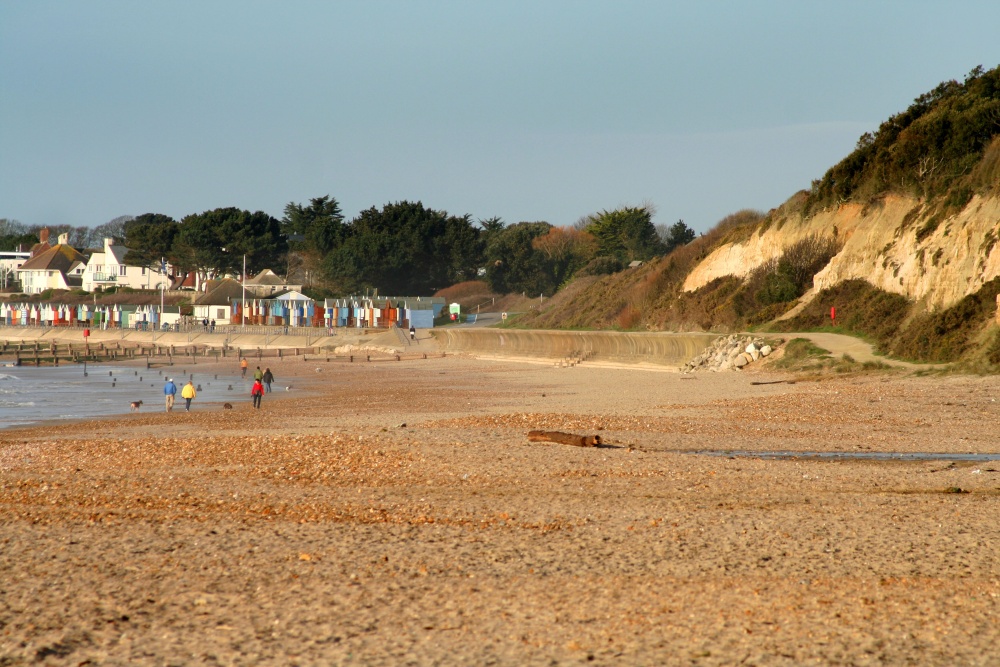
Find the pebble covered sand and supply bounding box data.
[2,353,1000,665]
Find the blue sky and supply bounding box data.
[2,1,999,234]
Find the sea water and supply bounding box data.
[0,364,248,429]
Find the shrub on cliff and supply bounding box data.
[770,280,910,353]
[891,277,1000,362]
[807,65,1000,214]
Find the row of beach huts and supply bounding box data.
[0,295,452,330]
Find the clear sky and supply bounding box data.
[2,1,999,234]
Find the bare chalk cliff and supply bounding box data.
[683,193,1000,309]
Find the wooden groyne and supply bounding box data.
[0,338,444,367]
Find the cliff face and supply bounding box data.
[683,194,1000,309]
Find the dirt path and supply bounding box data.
[780,331,949,369]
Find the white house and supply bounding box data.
[0,250,30,291]
[15,243,86,294]
[82,238,169,292]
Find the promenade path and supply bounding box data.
[782,331,948,370]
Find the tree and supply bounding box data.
[0,219,35,251]
[282,196,346,285]
[323,201,482,295]
[282,195,345,255]
[659,219,696,254]
[478,216,506,241]
[86,215,133,248]
[123,213,179,267]
[483,222,553,294]
[582,206,663,263]
[531,227,598,287]
[28,224,90,248]
[220,209,288,276]
[173,208,287,285]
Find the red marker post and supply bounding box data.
[830,306,836,324]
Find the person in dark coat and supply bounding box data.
[262,367,274,393]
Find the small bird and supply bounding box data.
[285,386,291,391]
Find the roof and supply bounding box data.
[173,272,197,290]
[29,241,52,257]
[274,290,312,301]
[194,278,246,306]
[90,243,129,265]
[244,269,285,286]
[17,244,86,274]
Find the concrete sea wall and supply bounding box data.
[434,329,718,366]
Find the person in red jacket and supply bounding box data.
[251,379,264,409]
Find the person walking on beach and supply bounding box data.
[163,377,177,412]
[253,366,263,382]
[181,380,196,411]
[251,378,264,409]
[240,357,248,378]
[262,367,274,393]
[409,325,416,341]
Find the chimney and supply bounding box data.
[57,233,69,245]
[39,228,50,244]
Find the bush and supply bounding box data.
[891,277,1000,361]
[578,256,623,276]
[756,272,799,305]
[987,330,1000,366]
[733,235,841,316]
[771,279,911,351]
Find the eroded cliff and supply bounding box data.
[683,193,1000,310]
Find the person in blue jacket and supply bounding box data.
[163,377,177,412]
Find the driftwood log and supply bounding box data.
[527,430,602,447]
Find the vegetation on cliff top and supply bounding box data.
[806,64,1000,214]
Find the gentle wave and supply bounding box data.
[0,373,21,382]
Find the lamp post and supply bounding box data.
[152,282,165,344]
[242,254,247,329]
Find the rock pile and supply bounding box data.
[681,334,772,372]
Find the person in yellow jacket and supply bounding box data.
[181,380,196,412]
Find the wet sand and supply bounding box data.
[2,355,1000,665]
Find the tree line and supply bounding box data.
[4,198,696,298]
[0,217,132,254]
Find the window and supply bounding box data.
[119,265,127,276]
[217,308,225,319]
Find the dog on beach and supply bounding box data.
[130,400,143,412]
[223,403,233,410]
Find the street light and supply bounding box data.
[222,248,248,328]
[153,281,165,343]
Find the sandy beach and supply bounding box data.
[3,351,1000,665]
